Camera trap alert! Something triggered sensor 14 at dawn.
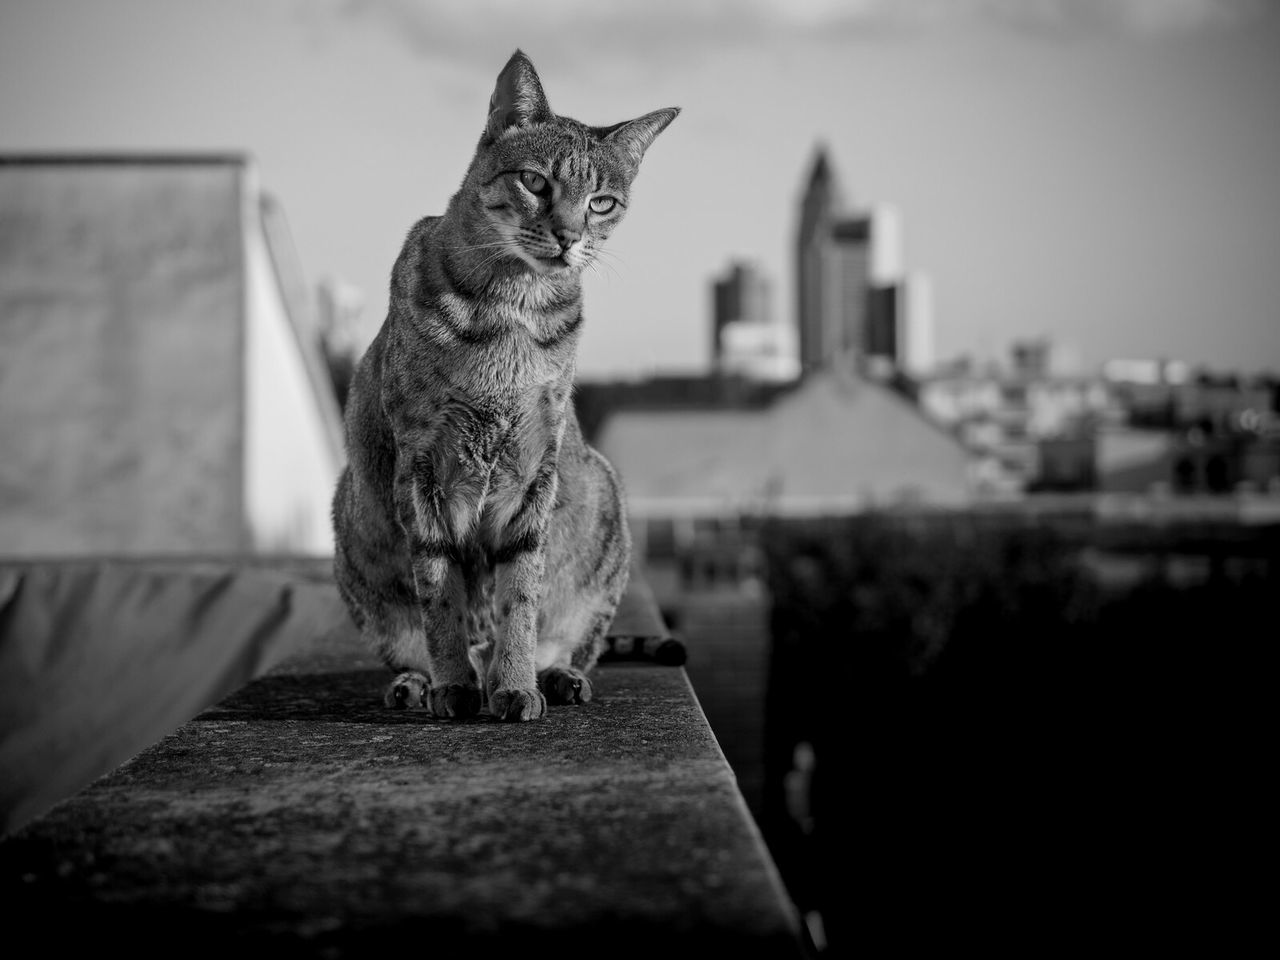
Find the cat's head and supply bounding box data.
[466,50,678,278]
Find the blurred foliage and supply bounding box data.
[762,512,1275,702]
[765,514,1099,682]
[757,512,1275,953]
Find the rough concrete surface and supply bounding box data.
[0,585,805,958]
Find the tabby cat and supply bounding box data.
[331,50,678,721]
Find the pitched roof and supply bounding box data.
[597,366,973,516]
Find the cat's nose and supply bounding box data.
[553,228,580,252]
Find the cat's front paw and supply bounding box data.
[489,686,547,722]
[539,666,592,705]
[426,683,482,720]
[385,671,430,710]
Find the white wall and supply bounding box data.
[242,177,343,555]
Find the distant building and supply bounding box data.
[719,321,800,383]
[596,364,973,532]
[796,149,842,375]
[868,204,903,285]
[1093,363,1280,494]
[918,341,1118,494]
[316,274,367,411]
[1104,360,1274,432]
[901,273,935,377]
[796,151,873,373]
[711,260,798,382]
[794,147,926,378]
[713,260,769,360]
[865,283,899,372]
[1094,426,1279,495]
[1009,337,1081,379]
[918,342,1280,496]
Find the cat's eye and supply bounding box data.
[519,170,549,196]
[589,196,617,215]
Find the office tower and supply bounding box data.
[712,259,797,381]
[901,272,935,377]
[866,283,900,362]
[796,149,906,376]
[713,260,771,368]
[796,148,841,374]
[827,216,873,360]
[869,204,904,286]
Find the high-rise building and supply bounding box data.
[795,148,934,380]
[868,204,904,286]
[796,148,910,376]
[713,261,770,363]
[827,216,873,360]
[901,273,935,377]
[866,283,900,362]
[711,259,797,382]
[796,149,841,374]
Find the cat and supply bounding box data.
[331,49,678,721]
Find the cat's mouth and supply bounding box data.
[534,253,572,271]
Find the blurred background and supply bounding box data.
[2,0,1277,954]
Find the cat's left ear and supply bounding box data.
[603,107,681,168]
[485,49,553,141]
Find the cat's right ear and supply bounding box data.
[485,49,553,142]
[601,107,681,170]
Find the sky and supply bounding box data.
[2,0,1278,379]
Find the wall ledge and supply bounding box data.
[0,562,806,957]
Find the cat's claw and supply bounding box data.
[489,687,547,722]
[385,671,430,710]
[540,666,593,705]
[426,683,482,720]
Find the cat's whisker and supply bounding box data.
[455,239,523,253]
[456,255,507,288]
[586,256,622,284]
[447,239,525,283]
[590,249,626,281]
[455,239,524,261]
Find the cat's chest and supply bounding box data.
[437,397,545,470]
[400,385,565,526]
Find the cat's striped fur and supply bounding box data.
[331,50,678,721]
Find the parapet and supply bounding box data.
[0,558,806,957]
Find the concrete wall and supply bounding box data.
[0,159,247,554]
[244,185,342,554]
[0,157,343,557]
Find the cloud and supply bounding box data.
[1106,0,1267,34]
[780,0,1272,36]
[325,0,1273,66]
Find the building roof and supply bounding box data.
[597,364,973,516]
[805,145,833,190]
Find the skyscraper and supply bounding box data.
[795,148,887,374]
[711,259,797,382]
[901,273,935,377]
[795,148,925,378]
[713,260,770,366]
[796,148,842,374]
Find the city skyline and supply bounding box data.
[2,0,1278,378]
